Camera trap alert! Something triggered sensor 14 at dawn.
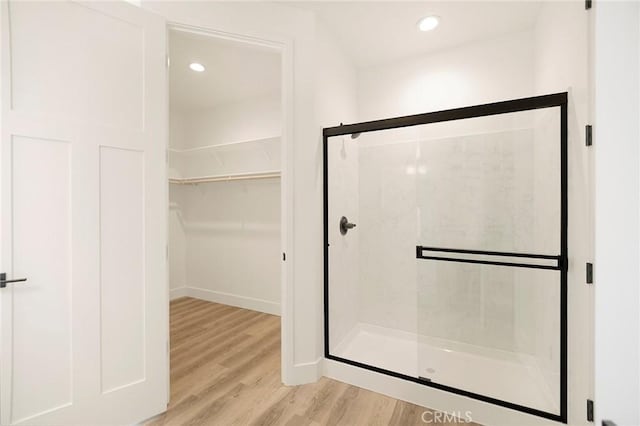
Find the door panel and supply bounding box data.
[9,1,145,129]
[99,146,145,393]
[1,1,167,425]
[11,136,73,423]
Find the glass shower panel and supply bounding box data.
[415,107,562,415]
[415,108,560,254]
[326,132,420,376]
[416,263,561,413]
[324,94,567,421]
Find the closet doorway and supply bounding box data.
[166,26,284,412]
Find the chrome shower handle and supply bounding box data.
[340,216,356,235]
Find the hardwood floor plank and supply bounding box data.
[324,385,360,425]
[389,401,425,426]
[171,310,267,354]
[171,326,275,380]
[171,308,259,349]
[169,296,200,308]
[242,315,281,337]
[216,327,280,369]
[164,340,282,424]
[301,378,350,424]
[327,385,397,426]
[169,298,211,316]
[169,361,229,407]
[214,370,286,426]
[283,415,321,426]
[243,376,331,426]
[170,303,235,330]
[181,383,247,426]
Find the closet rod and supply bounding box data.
[169,171,280,185]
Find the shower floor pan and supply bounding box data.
[332,323,559,414]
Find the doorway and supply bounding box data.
[165,25,284,413]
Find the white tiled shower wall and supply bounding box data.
[353,114,559,350]
[327,136,360,348]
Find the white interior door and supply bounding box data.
[0,1,168,424]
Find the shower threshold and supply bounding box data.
[332,323,559,416]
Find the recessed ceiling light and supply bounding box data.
[417,16,440,32]
[189,62,205,72]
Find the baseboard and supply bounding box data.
[170,287,188,300]
[186,286,281,316]
[283,358,323,385]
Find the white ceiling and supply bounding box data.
[169,3,542,110]
[169,30,281,112]
[288,1,542,68]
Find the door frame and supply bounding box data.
[165,22,295,385]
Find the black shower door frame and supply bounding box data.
[322,92,568,423]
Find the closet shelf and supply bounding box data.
[168,136,280,153]
[169,170,280,185]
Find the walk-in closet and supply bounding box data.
[169,29,281,309]
[166,28,282,414]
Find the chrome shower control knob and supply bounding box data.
[339,216,356,235]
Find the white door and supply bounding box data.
[0,1,168,425]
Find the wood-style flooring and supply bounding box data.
[146,297,476,426]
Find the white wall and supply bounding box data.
[168,175,281,314]
[180,94,281,149]
[169,110,187,151]
[315,22,358,128]
[594,2,640,425]
[357,30,535,121]
[176,179,281,314]
[169,187,187,294]
[315,21,359,352]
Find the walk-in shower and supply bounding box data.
[323,93,568,422]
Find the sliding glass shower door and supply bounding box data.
[324,94,567,422]
[414,106,563,417]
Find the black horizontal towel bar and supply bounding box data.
[416,246,564,271]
